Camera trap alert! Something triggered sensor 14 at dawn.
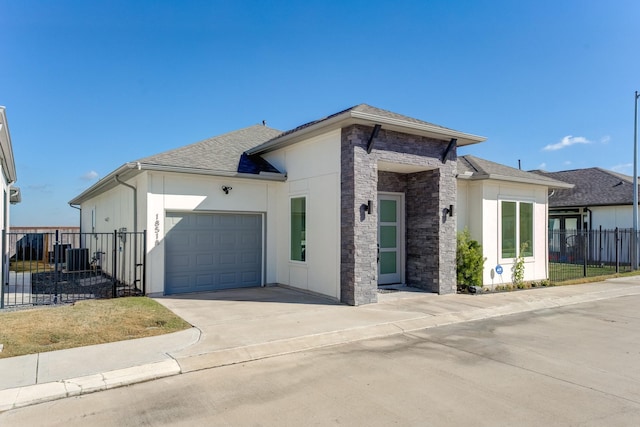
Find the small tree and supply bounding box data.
[456,229,486,289]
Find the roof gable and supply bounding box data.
[458,155,573,189]
[247,103,486,155]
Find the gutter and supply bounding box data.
[70,162,286,205]
[460,173,574,189]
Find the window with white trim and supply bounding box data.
[501,200,533,259]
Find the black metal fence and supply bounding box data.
[2,230,146,308]
[549,227,636,283]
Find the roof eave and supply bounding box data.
[69,163,287,205]
[69,163,141,205]
[463,173,575,189]
[0,108,18,183]
[247,110,486,155]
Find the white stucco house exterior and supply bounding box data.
[456,155,572,288]
[71,104,494,305]
[1,106,20,294]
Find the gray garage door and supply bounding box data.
[165,212,263,295]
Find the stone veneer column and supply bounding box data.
[341,124,458,303]
[436,164,457,294]
[340,126,378,305]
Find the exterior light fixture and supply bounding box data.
[363,200,373,215]
[444,204,454,217]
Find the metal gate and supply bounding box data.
[1,230,146,308]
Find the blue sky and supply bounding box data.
[2,0,640,226]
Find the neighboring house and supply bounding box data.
[531,167,640,231]
[0,106,20,288]
[457,155,572,288]
[70,104,487,305]
[531,167,640,266]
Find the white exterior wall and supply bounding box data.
[459,179,549,289]
[586,205,632,230]
[262,129,342,300]
[144,171,279,295]
[80,181,138,235]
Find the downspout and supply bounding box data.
[69,203,82,234]
[584,207,592,231]
[114,175,137,234]
[115,174,139,292]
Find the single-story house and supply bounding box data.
[531,167,640,231]
[457,155,572,288]
[1,106,20,290]
[71,104,493,305]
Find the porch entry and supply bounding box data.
[378,193,404,285]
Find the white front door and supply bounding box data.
[378,193,403,285]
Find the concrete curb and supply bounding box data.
[0,359,181,412]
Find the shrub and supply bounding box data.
[456,229,486,289]
[512,243,527,287]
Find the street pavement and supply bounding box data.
[1,277,640,412]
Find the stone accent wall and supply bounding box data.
[341,125,458,305]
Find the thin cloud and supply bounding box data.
[543,135,591,151]
[81,170,99,181]
[611,163,632,173]
[563,160,572,166]
[27,184,53,193]
[601,135,611,144]
[537,162,547,170]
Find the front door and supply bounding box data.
[378,193,403,285]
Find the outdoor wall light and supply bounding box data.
[444,204,454,217]
[363,200,373,215]
[222,185,233,194]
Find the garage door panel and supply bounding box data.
[196,254,214,266]
[165,212,262,295]
[219,253,237,265]
[241,251,259,264]
[167,254,191,270]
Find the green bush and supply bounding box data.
[512,243,527,287]
[456,229,486,288]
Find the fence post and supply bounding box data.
[112,230,118,298]
[142,230,147,295]
[615,227,619,273]
[583,229,588,277]
[1,229,5,309]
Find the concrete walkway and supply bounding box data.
[1,277,640,412]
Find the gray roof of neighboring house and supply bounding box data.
[457,155,573,189]
[137,124,283,174]
[530,167,640,207]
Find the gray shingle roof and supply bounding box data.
[530,168,640,207]
[458,155,573,188]
[275,104,455,139]
[136,124,283,173]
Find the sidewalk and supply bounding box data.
[2,277,640,411]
